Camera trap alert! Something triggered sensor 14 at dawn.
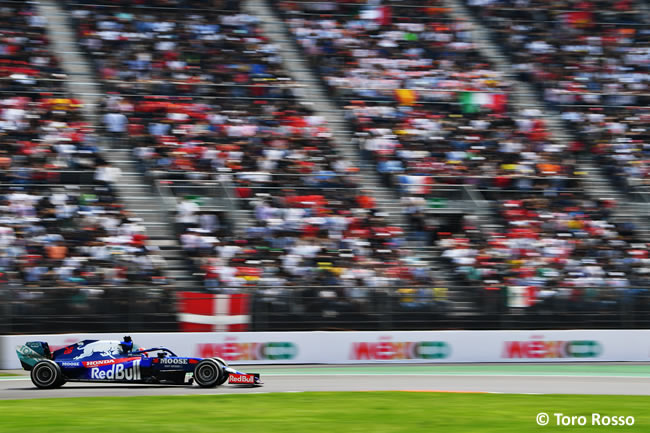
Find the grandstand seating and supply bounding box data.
[67,0,443,324]
[440,194,650,311]
[3,0,648,331]
[464,0,649,193]
[274,0,577,194]
[0,2,167,290]
[274,0,649,313]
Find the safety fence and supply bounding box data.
[3,286,650,335]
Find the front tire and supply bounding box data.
[31,360,64,389]
[211,358,229,385]
[211,357,229,367]
[193,359,222,388]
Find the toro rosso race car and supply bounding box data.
[16,336,262,389]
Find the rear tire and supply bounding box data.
[31,360,64,389]
[193,359,222,388]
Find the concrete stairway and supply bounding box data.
[38,0,200,289]
[37,1,100,121]
[448,0,650,240]
[247,0,490,318]
[441,0,650,313]
[578,156,650,241]
[444,0,572,151]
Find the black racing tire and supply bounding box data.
[193,359,222,388]
[211,357,229,385]
[31,360,64,389]
[211,356,229,367]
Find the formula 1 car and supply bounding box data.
[16,337,262,389]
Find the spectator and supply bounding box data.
[104,111,128,148]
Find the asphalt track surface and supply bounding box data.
[3,363,650,399]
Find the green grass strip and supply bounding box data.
[1,392,649,432]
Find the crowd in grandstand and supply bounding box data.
[276,0,577,194]
[3,0,648,330]
[440,193,650,310]
[465,0,649,192]
[67,0,442,317]
[0,2,167,290]
[275,0,649,315]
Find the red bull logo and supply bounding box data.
[502,338,602,358]
[229,374,255,384]
[350,338,450,360]
[90,359,141,380]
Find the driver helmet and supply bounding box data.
[120,336,133,353]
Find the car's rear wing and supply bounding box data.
[16,342,52,370]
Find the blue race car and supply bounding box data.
[16,336,262,389]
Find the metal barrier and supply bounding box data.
[0,286,178,335]
[3,285,650,334]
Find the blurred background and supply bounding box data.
[1,0,649,335]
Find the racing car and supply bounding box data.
[16,336,262,389]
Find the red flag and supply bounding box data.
[178,292,251,332]
[489,94,507,113]
[377,6,392,26]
